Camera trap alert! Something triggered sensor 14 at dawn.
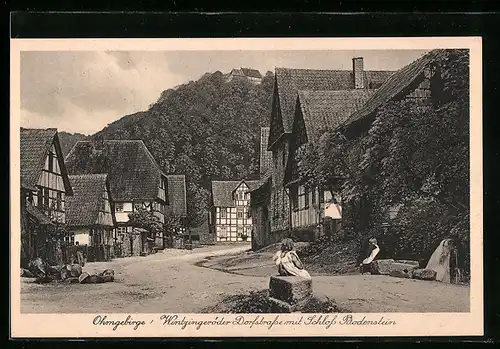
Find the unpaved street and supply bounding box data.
[21,244,470,313]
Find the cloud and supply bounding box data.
[20,51,185,134]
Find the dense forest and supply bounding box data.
[81,71,275,227]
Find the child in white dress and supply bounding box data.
[273,238,311,280]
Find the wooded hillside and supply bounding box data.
[87,71,274,227]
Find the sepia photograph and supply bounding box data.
[10,37,483,338]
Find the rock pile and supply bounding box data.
[21,258,115,285]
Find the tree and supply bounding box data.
[91,71,274,226]
[128,207,164,239]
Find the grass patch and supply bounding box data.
[202,289,348,313]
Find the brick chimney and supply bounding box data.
[352,57,364,89]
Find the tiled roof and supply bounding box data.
[20,128,73,195]
[297,89,376,143]
[343,50,442,128]
[66,174,115,227]
[165,175,187,217]
[65,140,167,202]
[26,203,53,225]
[260,127,273,177]
[272,67,395,144]
[211,180,260,207]
[241,68,262,78]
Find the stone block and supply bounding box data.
[395,260,420,267]
[412,268,437,281]
[371,259,395,275]
[390,269,412,279]
[372,259,418,276]
[390,262,419,274]
[268,275,313,305]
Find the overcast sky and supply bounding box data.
[20,49,429,135]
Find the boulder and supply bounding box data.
[21,268,35,278]
[390,269,412,279]
[89,274,105,284]
[371,259,395,275]
[412,268,437,281]
[268,276,313,305]
[69,264,83,277]
[60,264,83,280]
[79,272,91,284]
[47,266,62,280]
[100,269,115,282]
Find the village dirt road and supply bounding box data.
[21,244,470,313]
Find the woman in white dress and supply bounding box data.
[273,238,311,280]
[426,238,454,283]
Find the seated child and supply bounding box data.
[273,238,311,280]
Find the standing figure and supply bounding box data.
[359,238,380,274]
[75,241,85,267]
[272,238,311,280]
[426,238,454,283]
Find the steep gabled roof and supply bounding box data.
[65,140,167,202]
[165,175,187,217]
[66,174,115,227]
[211,180,260,207]
[297,89,376,143]
[268,67,395,148]
[241,68,262,78]
[20,128,73,195]
[343,49,442,128]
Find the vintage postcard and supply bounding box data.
[10,37,483,338]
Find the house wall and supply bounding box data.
[31,143,67,223]
[270,137,291,234]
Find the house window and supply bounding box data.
[311,187,317,205]
[304,187,310,208]
[219,226,227,238]
[43,188,50,208]
[291,186,298,210]
[115,203,124,212]
[298,186,305,210]
[56,192,63,211]
[237,226,243,237]
[237,207,244,219]
[220,208,227,218]
[64,232,75,244]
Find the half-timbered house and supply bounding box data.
[65,174,117,262]
[65,139,169,257]
[265,58,395,242]
[210,180,260,243]
[283,89,376,239]
[20,128,73,267]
